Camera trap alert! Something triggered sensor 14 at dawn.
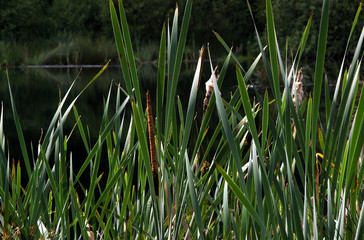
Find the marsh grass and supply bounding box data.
[1,0,364,239]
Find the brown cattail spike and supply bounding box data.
[147,91,159,195]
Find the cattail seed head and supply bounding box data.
[292,68,304,111]
[146,91,159,195]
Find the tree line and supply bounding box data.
[1,0,362,68]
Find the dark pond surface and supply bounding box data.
[1,67,118,164]
[1,62,245,167]
[1,61,345,173]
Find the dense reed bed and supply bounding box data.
[1,0,363,239]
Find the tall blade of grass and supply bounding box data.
[327,180,334,239]
[284,150,304,240]
[311,0,329,158]
[324,73,331,126]
[236,63,289,238]
[177,96,185,145]
[215,163,270,238]
[305,97,313,174]
[156,24,166,154]
[109,165,134,223]
[261,91,269,151]
[6,70,31,178]
[73,96,129,184]
[324,3,362,159]
[100,85,113,135]
[4,158,10,235]
[173,181,188,239]
[40,64,108,164]
[168,5,179,77]
[84,136,103,218]
[321,15,363,215]
[0,103,4,152]
[334,193,346,240]
[40,147,62,227]
[222,166,230,237]
[266,0,282,110]
[164,0,192,147]
[245,1,273,90]
[191,50,232,164]
[296,13,313,67]
[179,47,204,162]
[332,60,362,200]
[251,141,265,237]
[351,89,364,203]
[109,1,133,98]
[0,107,6,188]
[302,173,308,240]
[346,77,364,216]
[185,153,204,239]
[81,61,110,95]
[312,190,318,240]
[131,100,161,238]
[70,184,89,239]
[210,59,245,194]
[118,1,143,115]
[73,106,90,153]
[355,201,364,240]
[212,31,245,73]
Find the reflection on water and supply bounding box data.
[0,63,228,163]
[1,67,121,162]
[1,61,276,168]
[1,62,348,178]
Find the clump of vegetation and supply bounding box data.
[1,0,363,239]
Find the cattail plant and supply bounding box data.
[292,68,304,138]
[147,90,159,195]
[202,66,219,112]
[292,68,304,111]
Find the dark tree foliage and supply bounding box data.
[0,0,262,45]
[0,0,362,72]
[0,0,51,40]
[271,0,364,78]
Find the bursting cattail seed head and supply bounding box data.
[292,68,304,111]
[203,68,219,112]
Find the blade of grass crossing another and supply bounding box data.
[131,100,162,238]
[297,13,313,67]
[210,59,246,194]
[236,64,285,238]
[311,0,329,172]
[215,163,270,238]
[7,71,31,178]
[266,0,282,110]
[262,91,269,151]
[156,24,166,153]
[164,0,193,147]
[118,1,143,115]
[179,47,204,162]
[109,1,133,98]
[185,153,204,239]
[355,201,364,240]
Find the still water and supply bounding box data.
[2,66,120,162]
[1,60,346,181]
[1,62,240,165]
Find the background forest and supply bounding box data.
[1,0,364,74]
